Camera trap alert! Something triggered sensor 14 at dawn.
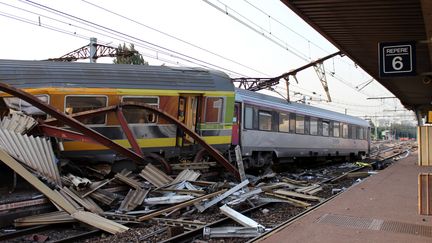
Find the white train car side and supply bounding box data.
[232,89,370,168]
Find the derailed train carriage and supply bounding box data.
[0,59,369,170]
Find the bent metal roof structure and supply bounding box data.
[282,0,432,121]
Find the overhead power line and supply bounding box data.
[81,0,270,77]
[19,0,249,77]
[202,0,308,61]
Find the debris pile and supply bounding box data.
[0,114,328,240]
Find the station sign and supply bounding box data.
[379,41,416,77]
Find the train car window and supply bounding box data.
[122,96,158,124]
[310,117,318,135]
[329,122,334,137]
[358,127,364,140]
[65,96,107,125]
[317,119,323,136]
[279,112,289,132]
[364,128,368,140]
[204,97,224,123]
[333,122,340,137]
[351,125,357,139]
[304,116,310,135]
[244,106,253,129]
[258,111,272,131]
[322,121,329,136]
[342,124,349,138]
[295,115,305,134]
[4,95,49,120]
[289,113,296,133]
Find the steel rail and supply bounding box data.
[0,225,51,241]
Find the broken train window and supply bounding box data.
[121,96,159,124]
[65,96,107,125]
[4,95,49,120]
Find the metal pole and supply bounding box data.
[89,37,97,63]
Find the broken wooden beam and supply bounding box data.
[273,189,323,202]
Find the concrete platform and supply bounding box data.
[256,151,432,243]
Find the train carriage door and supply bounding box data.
[231,102,241,145]
[177,95,200,146]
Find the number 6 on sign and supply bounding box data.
[392,56,403,70]
[379,41,416,77]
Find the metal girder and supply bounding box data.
[39,124,97,144]
[231,51,342,93]
[313,62,332,102]
[115,107,143,156]
[233,77,279,91]
[45,43,136,62]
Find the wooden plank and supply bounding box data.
[0,149,77,213]
[71,211,129,234]
[115,173,143,190]
[138,189,226,222]
[273,189,322,201]
[265,192,311,207]
[61,187,103,214]
[80,179,112,198]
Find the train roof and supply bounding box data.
[0,59,234,92]
[235,88,369,127]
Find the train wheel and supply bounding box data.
[143,152,172,174]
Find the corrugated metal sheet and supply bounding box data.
[118,188,148,212]
[172,169,201,184]
[0,112,36,134]
[139,163,173,188]
[0,130,61,185]
[0,59,234,92]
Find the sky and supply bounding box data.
[0,0,417,125]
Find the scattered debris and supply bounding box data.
[195,180,249,212]
[203,226,265,239]
[219,204,264,228]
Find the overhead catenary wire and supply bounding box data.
[81,0,271,77]
[3,0,402,118]
[19,0,250,78]
[241,0,360,70]
[203,0,396,102]
[0,10,90,42]
[203,0,308,61]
